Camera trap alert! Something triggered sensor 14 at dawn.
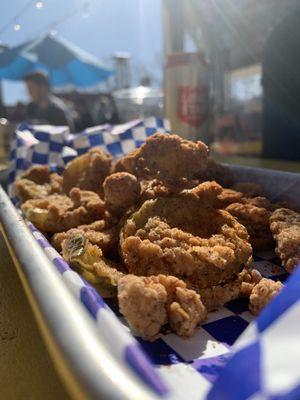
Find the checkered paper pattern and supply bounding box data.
[9,122,298,399]
[8,117,170,201]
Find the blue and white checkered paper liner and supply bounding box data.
[9,121,298,399]
[8,117,170,201]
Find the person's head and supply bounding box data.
[24,72,50,102]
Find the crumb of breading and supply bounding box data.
[249,278,283,315]
[239,268,262,297]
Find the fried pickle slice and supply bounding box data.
[226,200,274,251]
[118,132,208,182]
[62,233,124,297]
[22,188,105,233]
[118,274,207,340]
[14,165,63,203]
[120,196,252,289]
[63,147,112,194]
[270,208,300,272]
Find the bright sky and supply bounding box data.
[0,0,163,104]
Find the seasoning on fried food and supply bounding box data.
[226,200,274,251]
[52,217,119,254]
[120,197,252,289]
[118,274,206,340]
[118,133,208,182]
[103,172,140,214]
[22,188,105,233]
[270,208,300,272]
[249,278,283,315]
[63,147,112,194]
[14,165,63,203]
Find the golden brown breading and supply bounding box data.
[270,208,300,272]
[182,181,223,206]
[19,165,51,184]
[120,197,252,289]
[140,178,199,202]
[231,182,265,198]
[239,268,262,297]
[192,268,262,311]
[118,274,206,340]
[198,158,235,188]
[63,147,112,194]
[61,233,124,297]
[22,188,105,233]
[249,278,283,315]
[226,200,274,251]
[117,133,208,182]
[52,217,119,254]
[14,165,63,203]
[103,172,140,214]
[216,188,244,208]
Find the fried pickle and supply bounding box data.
[120,196,252,289]
[118,133,208,182]
[14,165,63,203]
[270,208,300,272]
[63,147,112,194]
[118,274,206,340]
[22,188,105,233]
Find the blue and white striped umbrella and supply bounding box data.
[0,34,113,89]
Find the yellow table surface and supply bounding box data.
[0,232,70,400]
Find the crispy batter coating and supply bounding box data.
[216,188,244,208]
[63,147,112,194]
[22,188,105,233]
[14,165,63,203]
[226,200,274,250]
[19,165,51,184]
[270,208,300,272]
[194,268,262,311]
[239,268,262,297]
[140,178,198,202]
[249,278,283,315]
[103,172,140,214]
[231,182,265,198]
[52,217,119,254]
[121,197,252,289]
[198,158,235,188]
[61,234,124,297]
[182,181,223,206]
[118,274,206,339]
[118,133,208,182]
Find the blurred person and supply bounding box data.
[74,97,94,131]
[10,101,26,122]
[0,99,7,119]
[24,72,74,130]
[262,6,300,161]
[96,95,120,125]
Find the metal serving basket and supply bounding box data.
[2,120,300,400]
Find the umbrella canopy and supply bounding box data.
[0,35,113,89]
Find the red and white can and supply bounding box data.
[164,52,210,141]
